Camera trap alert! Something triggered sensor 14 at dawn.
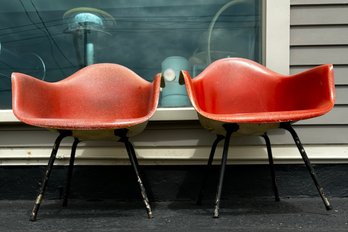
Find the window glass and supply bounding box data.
[0,0,262,109]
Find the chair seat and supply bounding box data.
[197,102,333,124]
[18,115,152,130]
[16,113,154,140]
[196,101,333,136]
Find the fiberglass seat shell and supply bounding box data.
[180,58,335,217]
[12,63,162,221]
[181,58,335,134]
[12,63,161,138]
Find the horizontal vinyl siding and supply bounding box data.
[290,65,348,85]
[335,86,348,104]
[1,123,347,148]
[295,106,348,125]
[290,0,348,150]
[291,26,348,46]
[1,123,348,165]
[290,46,348,65]
[291,4,348,25]
[2,145,348,165]
[291,0,348,4]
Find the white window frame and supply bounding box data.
[0,0,290,123]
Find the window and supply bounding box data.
[0,0,290,121]
[0,0,262,110]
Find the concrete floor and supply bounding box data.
[0,198,347,232]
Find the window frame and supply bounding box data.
[0,0,290,122]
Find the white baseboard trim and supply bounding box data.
[1,144,347,165]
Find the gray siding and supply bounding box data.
[290,0,348,144]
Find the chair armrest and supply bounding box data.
[281,64,335,111]
[11,72,57,120]
[148,73,162,113]
[179,70,198,107]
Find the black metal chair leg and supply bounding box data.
[123,139,153,219]
[197,135,224,205]
[213,126,235,218]
[63,138,80,207]
[281,123,332,210]
[262,133,280,202]
[30,132,69,221]
[127,140,154,202]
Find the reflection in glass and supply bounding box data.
[63,7,116,67]
[0,0,262,109]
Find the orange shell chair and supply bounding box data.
[12,63,162,221]
[180,58,335,217]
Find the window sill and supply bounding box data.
[0,108,198,123]
[151,107,197,121]
[0,110,18,122]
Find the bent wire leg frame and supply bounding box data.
[115,129,152,219]
[63,138,80,207]
[30,131,71,221]
[197,135,224,205]
[281,122,332,210]
[123,138,153,218]
[128,140,153,202]
[261,133,280,202]
[213,124,239,218]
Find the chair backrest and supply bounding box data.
[58,64,154,119]
[188,58,334,115]
[13,63,158,121]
